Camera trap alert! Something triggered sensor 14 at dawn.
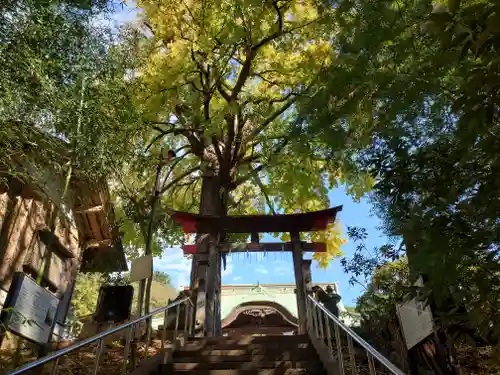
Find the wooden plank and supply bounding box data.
[172,206,342,233]
[85,238,112,248]
[87,212,104,241]
[291,232,307,334]
[182,242,326,254]
[74,204,104,214]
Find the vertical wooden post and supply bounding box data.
[205,236,218,337]
[52,263,78,341]
[214,251,222,335]
[291,232,307,334]
[195,260,208,335]
[302,259,313,296]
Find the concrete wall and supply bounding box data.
[221,282,343,321]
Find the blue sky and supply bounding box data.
[154,187,389,307]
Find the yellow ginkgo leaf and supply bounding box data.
[311,221,346,268]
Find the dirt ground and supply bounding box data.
[0,339,165,375]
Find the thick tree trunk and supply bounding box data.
[404,235,461,375]
[191,169,224,336]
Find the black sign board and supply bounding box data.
[95,285,134,323]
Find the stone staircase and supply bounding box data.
[162,335,325,375]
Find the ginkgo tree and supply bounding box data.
[134,0,359,244]
[127,0,370,327]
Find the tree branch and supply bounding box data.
[175,106,204,156]
[251,96,297,137]
[145,124,197,152]
[174,144,191,154]
[239,154,261,165]
[160,151,193,189]
[147,121,178,127]
[233,138,289,180]
[231,108,246,166]
[160,165,201,194]
[253,0,283,50]
[223,114,235,175]
[231,164,265,188]
[145,130,168,152]
[212,135,223,164]
[230,47,256,99]
[112,166,142,212]
[245,91,296,106]
[230,1,284,100]
[143,22,156,36]
[181,0,199,27]
[253,174,276,215]
[186,178,201,211]
[217,83,231,102]
[154,81,195,98]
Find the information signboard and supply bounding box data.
[397,297,434,349]
[1,273,59,344]
[130,255,153,282]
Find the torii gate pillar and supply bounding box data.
[302,259,313,296]
[291,231,307,334]
[195,260,209,330]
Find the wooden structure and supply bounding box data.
[171,207,342,336]
[0,128,126,343]
[221,300,298,336]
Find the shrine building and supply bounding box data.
[0,126,126,347]
[219,282,345,335]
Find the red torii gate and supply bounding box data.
[170,206,342,336]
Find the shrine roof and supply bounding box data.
[171,206,342,233]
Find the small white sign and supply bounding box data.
[0,288,7,307]
[130,255,153,282]
[397,297,434,349]
[3,274,59,344]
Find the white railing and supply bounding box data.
[306,295,406,375]
[9,297,194,375]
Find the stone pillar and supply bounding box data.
[302,259,313,296]
[195,260,209,332]
[291,232,307,334]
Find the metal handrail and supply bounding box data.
[307,295,406,375]
[9,297,194,375]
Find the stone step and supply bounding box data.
[166,369,322,375]
[173,352,317,362]
[188,335,309,344]
[182,342,313,351]
[174,348,317,357]
[186,337,309,346]
[171,361,321,371]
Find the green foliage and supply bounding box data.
[341,227,403,289]
[302,0,500,346]
[71,273,105,319]
[0,0,144,193]
[341,228,411,370]
[114,0,379,264]
[152,270,171,285]
[343,306,357,314]
[356,259,410,323]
